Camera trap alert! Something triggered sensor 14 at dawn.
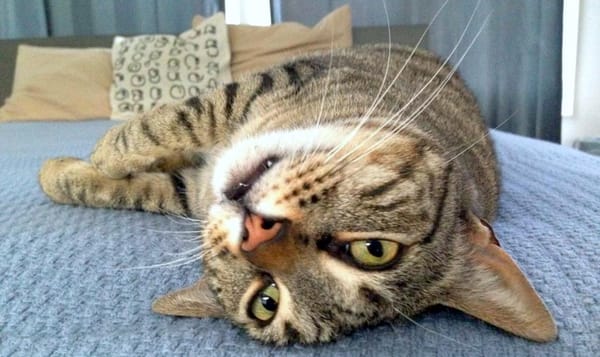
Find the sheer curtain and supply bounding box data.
[0,0,222,39]
[271,0,563,142]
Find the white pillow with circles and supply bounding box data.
[109,12,231,120]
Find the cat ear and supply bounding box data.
[440,215,557,342]
[152,277,224,318]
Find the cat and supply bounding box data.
[39,44,557,345]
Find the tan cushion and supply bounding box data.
[192,5,352,80]
[110,12,232,120]
[0,45,112,121]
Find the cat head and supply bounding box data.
[152,122,557,345]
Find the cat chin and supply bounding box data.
[210,125,349,198]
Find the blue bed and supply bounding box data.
[0,119,598,356]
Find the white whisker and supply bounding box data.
[444,110,517,165]
[117,254,202,270]
[324,0,450,164]
[163,245,203,257]
[343,10,492,168]
[300,24,338,171]
[391,307,476,349]
[141,228,202,235]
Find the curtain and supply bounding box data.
[271,0,563,142]
[0,0,222,39]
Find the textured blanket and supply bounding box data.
[1,120,598,356]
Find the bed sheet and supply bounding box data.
[0,120,598,356]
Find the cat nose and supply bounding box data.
[241,213,285,252]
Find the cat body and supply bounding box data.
[39,44,556,344]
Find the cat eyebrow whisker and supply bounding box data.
[444,110,516,165]
[337,0,484,168]
[379,0,485,129]
[390,307,476,349]
[315,0,393,166]
[299,26,338,173]
[323,0,449,165]
[342,9,493,169]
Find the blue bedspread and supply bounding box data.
[1,120,598,356]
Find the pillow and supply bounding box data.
[110,12,231,120]
[192,5,352,80]
[0,46,112,121]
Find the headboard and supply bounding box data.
[0,26,427,104]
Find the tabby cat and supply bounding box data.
[39,44,557,344]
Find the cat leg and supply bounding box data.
[39,157,193,216]
[91,62,318,179]
[90,97,217,179]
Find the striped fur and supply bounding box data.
[39,45,557,345]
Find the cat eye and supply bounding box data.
[347,239,400,268]
[249,282,280,322]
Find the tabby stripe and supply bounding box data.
[360,177,400,198]
[170,173,190,216]
[360,286,384,306]
[284,322,301,342]
[76,187,87,204]
[422,165,452,245]
[184,96,204,111]
[368,197,411,212]
[224,82,238,120]
[207,101,216,140]
[140,120,160,145]
[310,316,323,342]
[113,130,121,145]
[120,128,129,152]
[133,196,144,211]
[62,179,72,199]
[283,63,302,91]
[176,110,201,146]
[240,73,274,122]
[113,187,127,207]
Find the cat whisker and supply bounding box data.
[117,254,202,270]
[444,110,517,165]
[324,0,449,164]
[163,245,203,257]
[296,0,491,200]
[333,0,483,169]
[141,228,202,235]
[160,210,203,224]
[387,11,491,137]
[343,10,492,168]
[300,30,337,172]
[390,307,476,349]
[140,229,202,243]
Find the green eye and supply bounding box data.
[349,239,400,268]
[250,283,280,322]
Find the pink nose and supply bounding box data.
[241,213,284,252]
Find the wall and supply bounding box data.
[561,0,600,147]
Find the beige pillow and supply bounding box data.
[0,45,112,121]
[110,12,231,120]
[192,5,352,79]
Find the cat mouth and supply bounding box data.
[224,156,281,202]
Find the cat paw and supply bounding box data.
[39,157,92,204]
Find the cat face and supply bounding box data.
[153,120,557,344]
[203,124,447,343]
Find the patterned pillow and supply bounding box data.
[110,12,231,120]
[192,5,352,80]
